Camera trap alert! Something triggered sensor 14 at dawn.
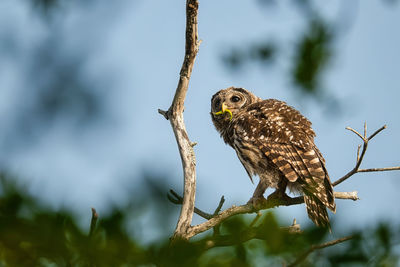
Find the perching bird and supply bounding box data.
[210,87,336,227]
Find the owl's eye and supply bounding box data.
[231,95,241,103]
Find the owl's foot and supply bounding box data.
[267,190,292,203]
[247,196,268,209]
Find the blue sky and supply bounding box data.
[0,0,399,238]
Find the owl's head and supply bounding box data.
[211,87,259,129]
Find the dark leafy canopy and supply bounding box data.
[0,173,398,266]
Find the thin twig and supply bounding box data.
[282,219,301,233]
[89,207,98,237]
[345,127,366,142]
[213,196,225,216]
[368,124,386,140]
[211,196,225,236]
[158,109,169,120]
[288,235,354,267]
[168,189,213,219]
[363,121,367,139]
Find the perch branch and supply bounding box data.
[184,191,357,239]
[288,235,354,266]
[159,0,200,241]
[169,190,358,224]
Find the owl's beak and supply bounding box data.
[214,103,233,120]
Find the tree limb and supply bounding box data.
[159,0,200,241]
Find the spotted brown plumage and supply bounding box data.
[211,87,336,228]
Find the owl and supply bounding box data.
[210,87,336,227]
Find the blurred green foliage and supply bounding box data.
[291,19,332,94]
[222,1,335,99]
[0,172,399,266]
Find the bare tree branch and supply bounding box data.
[288,235,354,266]
[159,0,200,241]
[333,124,399,186]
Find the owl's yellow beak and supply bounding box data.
[214,103,233,120]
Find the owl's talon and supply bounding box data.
[267,190,292,202]
[247,196,267,209]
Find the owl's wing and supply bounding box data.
[233,99,335,212]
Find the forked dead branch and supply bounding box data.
[158,0,200,241]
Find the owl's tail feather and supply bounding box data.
[303,192,331,229]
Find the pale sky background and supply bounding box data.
[0,0,399,241]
